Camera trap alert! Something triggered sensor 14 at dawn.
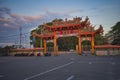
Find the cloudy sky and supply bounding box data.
[0,0,120,47]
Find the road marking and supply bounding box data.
[24,61,74,80]
[70,58,74,61]
[110,62,116,65]
[88,62,92,64]
[0,75,4,78]
[78,61,112,64]
[78,61,120,65]
[66,75,74,80]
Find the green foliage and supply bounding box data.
[47,42,54,47]
[57,36,78,51]
[52,18,63,22]
[82,40,91,51]
[106,22,120,45]
[30,25,42,47]
[46,22,52,26]
[94,34,108,45]
[111,22,120,32]
[0,45,15,56]
[82,40,91,46]
[30,18,63,47]
[111,22,120,45]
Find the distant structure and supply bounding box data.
[19,27,22,48]
[33,16,103,56]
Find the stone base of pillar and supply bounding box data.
[91,47,94,55]
[54,46,58,56]
[79,53,82,55]
[43,52,47,56]
[92,52,94,55]
[76,45,79,55]
[34,52,38,56]
[79,47,82,55]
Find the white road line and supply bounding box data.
[78,61,120,65]
[78,61,110,64]
[66,75,74,80]
[70,58,74,61]
[0,75,4,78]
[88,62,92,64]
[24,61,74,80]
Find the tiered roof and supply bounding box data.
[33,16,103,39]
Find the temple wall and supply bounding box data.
[95,48,120,56]
[9,50,43,56]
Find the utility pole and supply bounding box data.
[24,34,27,48]
[20,27,22,48]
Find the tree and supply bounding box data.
[111,22,120,45]
[94,34,108,45]
[30,19,63,47]
[106,22,120,45]
[0,45,16,56]
[30,25,43,47]
[57,36,78,51]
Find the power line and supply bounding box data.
[0,32,30,39]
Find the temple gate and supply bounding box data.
[33,16,103,56]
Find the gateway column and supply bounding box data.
[43,39,47,55]
[78,28,82,54]
[54,30,58,56]
[91,33,95,54]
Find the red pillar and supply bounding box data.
[43,38,47,55]
[91,33,95,54]
[78,28,82,54]
[54,30,58,56]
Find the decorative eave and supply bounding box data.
[46,23,81,31]
[94,25,104,34]
[42,16,90,31]
[79,32,95,35]
[32,32,54,39]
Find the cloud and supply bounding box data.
[89,8,98,11]
[65,9,83,14]
[0,7,16,29]
[0,7,11,14]
[0,18,10,22]
[44,10,70,21]
[23,15,44,21]
[0,7,11,18]
[0,7,70,30]
[0,7,72,47]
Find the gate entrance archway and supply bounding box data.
[57,36,78,51]
[82,40,91,51]
[33,16,103,56]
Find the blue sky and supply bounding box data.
[0,0,120,47]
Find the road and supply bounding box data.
[0,53,120,80]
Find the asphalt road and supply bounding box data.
[0,53,120,80]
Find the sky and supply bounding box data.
[0,0,120,48]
